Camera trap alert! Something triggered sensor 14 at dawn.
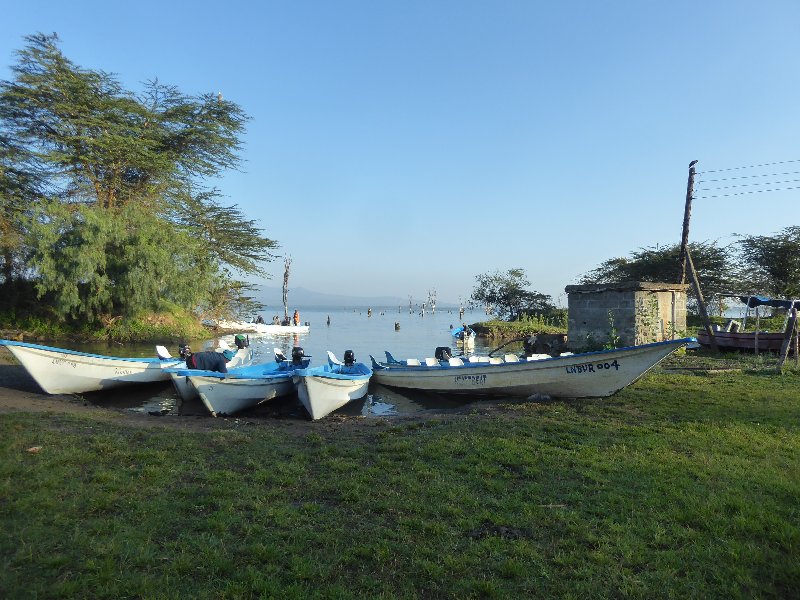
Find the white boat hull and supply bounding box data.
[372,339,693,398]
[210,320,310,335]
[295,372,370,420]
[188,374,295,416]
[1,340,181,394]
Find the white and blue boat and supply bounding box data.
[0,339,182,395]
[371,338,695,399]
[178,347,311,417]
[294,351,372,420]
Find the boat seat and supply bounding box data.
[327,350,343,365]
[406,358,421,366]
[526,353,551,361]
[468,356,481,363]
[504,354,519,363]
[156,345,172,360]
[489,357,503,364]
[424,357,439,366]
[448,357,464,366]
[479,356,491,363]
[559,352,574,356]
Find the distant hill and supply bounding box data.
[252,285,460,309]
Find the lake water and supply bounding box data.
[81,306,522,419]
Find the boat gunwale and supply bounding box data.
[372,337,696,373]
[0,339,174,364]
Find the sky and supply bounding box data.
[3,1,800,305]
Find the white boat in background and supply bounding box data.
[0,339,182,395]
[294,351,372,420]
[183,347,311,417]
[452,325,476,350]
[206,319,310,335]
[370,338,695,399]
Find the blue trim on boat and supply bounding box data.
[0,338,168,363]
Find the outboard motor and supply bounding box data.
[178,343,191,359]
[234,334,249,349]
[434,346,452,361]
[291,346,306,365]
[343,350,356,366]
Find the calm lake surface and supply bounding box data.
[78,306,518,419]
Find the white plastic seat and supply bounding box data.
[424,357,439,366]
[559,352,574,356]
[479,356,491,363]
[489,357,503,364]
[504,354,519,363]
[468,356,481,363]
[406,358,421,366]
[448,357,464,366]
[327,350,343,365]
[156,345,172,359]
[526,353,551,361]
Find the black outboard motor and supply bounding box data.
[343,350,355,366]
[178,343,191,359]
[291,346,306,365]
[434,346,452,361]
[234,334,249,349]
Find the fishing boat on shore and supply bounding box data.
[0,339,183,394]
[294,351,372,420]
[696,295,799,352]
[160,336,255,401]
[182,347,310,417]
[370,338,694,398]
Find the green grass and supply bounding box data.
[1,366,798,598]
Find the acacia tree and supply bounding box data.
[580,241,736,306]
[0,33,277,321]
[736,227,800,298]
[471,268,555,321]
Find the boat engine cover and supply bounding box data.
[435,346,452,361]
[291,346,306,365]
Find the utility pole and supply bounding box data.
[679,160,698,283]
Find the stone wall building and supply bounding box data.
[565,282,689,351]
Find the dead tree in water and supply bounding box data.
[282,257,292,323]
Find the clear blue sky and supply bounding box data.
[3,1,799,304]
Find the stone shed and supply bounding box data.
[565,281,689,351]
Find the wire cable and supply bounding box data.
[698,159,800,174]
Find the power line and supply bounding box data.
[698,158,800,174]
[697,177,800,192]
[701,170,800,183]
[696,185,800,199]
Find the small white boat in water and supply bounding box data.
[0,339,182,394]
[294,351,373,420]
[206,319,310,335]
[370,338,695,399]
[181,347,311,417]
[452,325,476,350]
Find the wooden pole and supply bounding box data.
[754,306,760,356]
[778,307,797,369]
[686,248,718,353]
[679,160,698,284]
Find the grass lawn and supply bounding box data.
[1,356,798,598]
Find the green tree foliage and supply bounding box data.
[471,268,556,321]
[736,226,800,298]
[0,33,278,322]
[26,200,213,320]
[580,241,735,302]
